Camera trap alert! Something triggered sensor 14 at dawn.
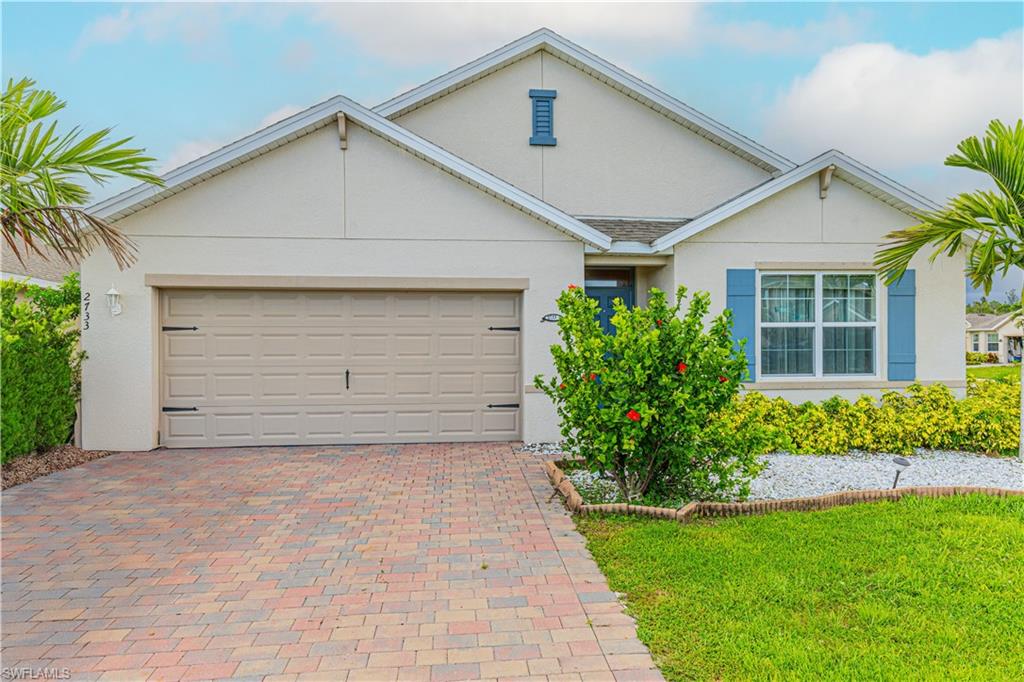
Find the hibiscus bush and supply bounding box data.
[535,285,764,504]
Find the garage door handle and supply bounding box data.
[162,326,199,331]
[487,326,520,331]
[345,369,350,390]
[162,406,198,412]
[486,403,520,409]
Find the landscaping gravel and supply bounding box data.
[749,450,1024,500]
[522,443,1024,502]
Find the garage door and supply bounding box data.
[159,289,521,447]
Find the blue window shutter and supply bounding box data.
[726,269,756,381]
[887,270,916,381]
[529,89,557,146]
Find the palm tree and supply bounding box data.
[1,78,163,269]
[875,119,1024,457]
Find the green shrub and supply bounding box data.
[966,351,998,364]
[724,379,1019,456]
[1,273,83,462]
[535,285,764,503]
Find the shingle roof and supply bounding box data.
[577,217,691,244]
[966,313,1014,331]
[1,244,77,285]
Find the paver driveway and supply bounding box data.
[2,443,661,681]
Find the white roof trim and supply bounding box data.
[90,95,612,250]
[649,150,942,252]
[374,28,795,173]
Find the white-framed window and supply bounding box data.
[987,333,1000,352]
[972,333,981,352]
[758,272,878,378]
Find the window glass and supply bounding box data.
[823,327,875,375]
[761,274,815,323]
[987,333,1000,351]
[761,327,814,376]
[972,334,980,351]
[823,274,875,322]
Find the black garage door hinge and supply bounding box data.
[486,403,520,409]
[162,406,199,412]
[162,325,199,331]
[487,326,520,331]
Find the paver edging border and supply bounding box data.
[544,459,1024,520]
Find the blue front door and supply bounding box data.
[585,268,635,334]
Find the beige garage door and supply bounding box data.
[159,289,521,447]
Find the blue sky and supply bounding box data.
[4,2,1022,298]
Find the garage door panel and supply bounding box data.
[160,290,521,447]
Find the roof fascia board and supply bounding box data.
[374,28,795,173]
[90,95,611,250]
[650,151,942,252]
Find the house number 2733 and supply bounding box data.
[82,291,90,330]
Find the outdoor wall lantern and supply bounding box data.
[891,456,911,489]
[540,313,562,323]
[106,285,122,316]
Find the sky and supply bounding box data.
[3,1,1023,300]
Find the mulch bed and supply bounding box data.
[2,445,112,490]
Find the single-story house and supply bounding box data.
[80,28,965,451]
[966,313,1022,363]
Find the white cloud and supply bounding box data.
[158,139,222,174]
[158,103,305,174]
[258,104,305,128]
[711,12,869,56]
[763,31,1023,184]
[74,3,867,67]
[281,39,316,70]
[310,3,702,67]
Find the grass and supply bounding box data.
[578,495,1024,681]
[967,364,1020,381]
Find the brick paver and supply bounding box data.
[2,443,662,681]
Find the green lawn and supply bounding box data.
[967,364,1020,381]
[578,495,1024,681]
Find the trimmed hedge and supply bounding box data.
[1,274,83,463]
[967,351,999,365]
[722,380,1019,457]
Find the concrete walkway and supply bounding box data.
[2,443,661,681]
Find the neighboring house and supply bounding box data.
[966,313,1022,363]
[2,244,76,288]
[80,29,964,451]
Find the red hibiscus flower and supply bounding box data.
[718,375,728,383]
[677,361,688,373]
[656,319,663,327]
[589,373,597,381]
[567,284,578,290]
[558,383,566,390]
[626,409,641,422]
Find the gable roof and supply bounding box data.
[648,150,943,252]
[374,28,795,174]
[967,312,1015,331]
[89,95,612,250]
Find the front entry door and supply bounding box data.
[585,268,635,334]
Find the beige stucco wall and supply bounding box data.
[395,51,771,219]
[81,123,579,450]
[675,175,966,397]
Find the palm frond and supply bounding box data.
[1,77,162,270]
[1,206,137,269]
[876,118,1024,290]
